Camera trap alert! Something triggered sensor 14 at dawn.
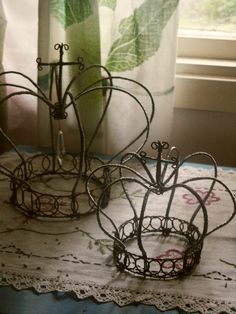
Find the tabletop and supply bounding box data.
[0,151,235,314]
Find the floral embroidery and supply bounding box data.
[183,189,220,205]
[156,249,185,270]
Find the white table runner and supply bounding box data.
[0,151,236,313]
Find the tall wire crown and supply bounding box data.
[0,43,154,219]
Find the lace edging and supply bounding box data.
[0,270,236,314]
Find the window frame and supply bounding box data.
[175,30,236,113]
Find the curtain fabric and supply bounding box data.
[0,0,179,156]
[0,0,6,152]
[0,0,38,148]
[98,0,179,156]
[37,0,105,153]
[0,0,5,73]
[38,0,179,156]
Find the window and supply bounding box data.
[175,0,236,113]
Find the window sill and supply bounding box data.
[178,33,236,60]
[175,41,236,113]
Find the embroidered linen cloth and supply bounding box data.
[0,151,236,314]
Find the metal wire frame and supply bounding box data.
[87,141,236,279]
[0,43,155,219]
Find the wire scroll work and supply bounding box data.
[1,43,235,281]
[0,43,154,220]
[87,141,236,279]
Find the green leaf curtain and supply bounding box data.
[105,0,178,72]
[0,0,179,155]
[38,0,179,155]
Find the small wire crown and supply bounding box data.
[0,43,154,219]
[87,141,236,279]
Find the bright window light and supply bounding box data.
[179,0,236,36]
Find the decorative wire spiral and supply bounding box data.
[87,141,236,279]
[0,43,154,219]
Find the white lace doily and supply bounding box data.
[0,151,236,314]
